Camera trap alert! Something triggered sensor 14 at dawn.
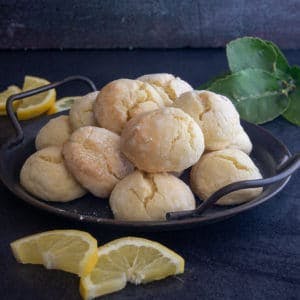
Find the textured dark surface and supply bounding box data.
[0,49,299,299]
[1,0,300,49]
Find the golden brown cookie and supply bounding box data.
[137,73,193,100]
[93,79,172,134]
[110,170,195,221]
[63,126,134,198]
[121,107,205,172]
[227,125,252,154]
[20,146,86,202]
[69,91,99,130]
[173,90,241,151]
[35,115,72,150]
[190,148,262,205]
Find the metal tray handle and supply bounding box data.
[6,75,97,148]
[167,153,300,220]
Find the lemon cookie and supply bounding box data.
[35,115,72,150]
[190,148,262,205]
[94,79,172,134]
[173,90,241,151]
[110,171,195,221]
[20,146,86,202]
[69,91,99,130]
[121,107,204,172]
[137,73,193,101]
[228,125,253,154]
[63,126,134,198]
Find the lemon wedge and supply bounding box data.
[0,109,8,116]
[47,96,81,114]
[16,76,56,120]
[80,237,184,300]
[10,230,98,277]
[0,85,22,115]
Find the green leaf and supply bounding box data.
[208,69,290,124]
[198,72,229,90]
[273,68,294,84]
[283,66,300,126]
[265,41,290,72]
[264,41,292,83]
[226,37,277,73]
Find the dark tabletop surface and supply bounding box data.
[0,49,299,300]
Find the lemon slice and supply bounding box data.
[47,96,81,114]
[17,76,56,120]
[0,85,22,114]
[0,109,8,116]
[80,237,184,300]
[10,230,98,277]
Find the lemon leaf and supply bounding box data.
[208,69,290,124]
[226,37,277,73]
[265,40,290,73]
[283,66,300,126]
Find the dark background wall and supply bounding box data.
[0,0,299,50]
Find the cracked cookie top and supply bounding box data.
[62,126,134,198]
[137,73,193,101]
[110,170,195,221]
[190,148,262,205]
[120,107,205,173]
[35,115,72,150]
[94,79,172,134]
[69,91,99,130]
[20,146,86,202]
[173,90,241,151]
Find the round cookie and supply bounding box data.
[20,146,86,202]
[190,148,262,205]
[110,170,195,221]
[62,126,134,198]
[35,115,72,150]
[228,125,252,154]
[69,91,99,130]
[137,73,193,101]
[94,79,172,134]
[121,107,205,172]
[173,90,241,151]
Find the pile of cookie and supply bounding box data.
[20,74,262,221]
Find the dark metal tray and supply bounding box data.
[0,76,299,231]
